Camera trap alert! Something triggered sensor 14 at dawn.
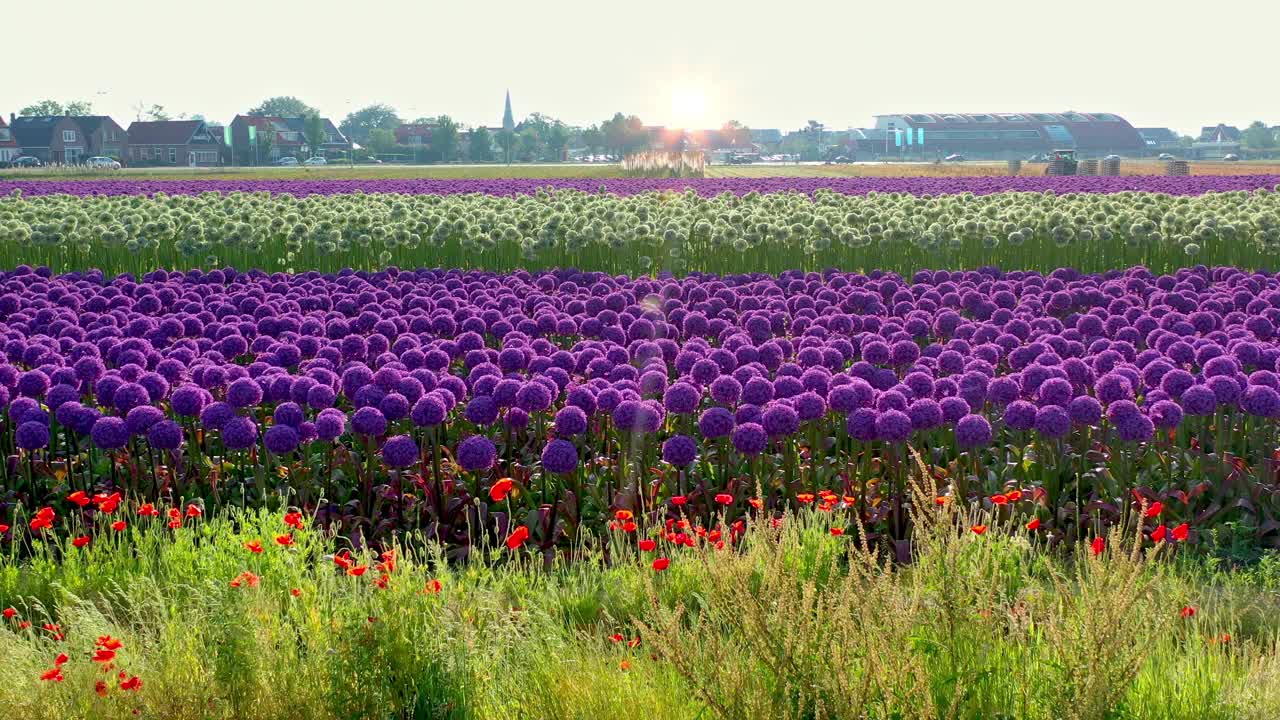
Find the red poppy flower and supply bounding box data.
[72,535,91,548]
[283,511,304,529]
[275,533,295,547]
[934,496,948,506]
[627,637,641,648]
[18,620,31,630]
[748,497,763,509]
[970,524,988,535]
[1151,525,1167,543]
[651,557,670,572]
[96,492,121,514]
[92,648,117,664]
[619,659,632,671]
[168,508,181,520]
[54,653,69,667]
[119,675,142,691]
[1172,523,1189,542]
[1026,518,1041,531]
[29,506,55,532]
[1007,489,1023,502]
[489,478,514,502]
[796,493,815,504]
[347,565,369,577]
[40,668,63,682]
[991,494,1009,506]
[230,571,260,588]
[670,495,688,506]
[3,607,15,619]
[614,509,634,521]
[424,578,442,594]
[333,550,353,569]
[95,680,109,697]
[168,519,181,529]
[506,525,530,550]
[67,491,91,507]
[96,635,123,650]
[0,523,8,534]
[830,527,845,536]
[245,540,264,553]
[609,633,624,643]
[373,574,389,589]
[1144,501,1163,518]
[1090,537,1105,556]
[1180,606,1197,619]
[137,503,160,517]
[638,539,656,552]
[185,504,203,518]
[42,622,62,640]
[290,588,302,597]
[713,493,733,505]
[111,520,127,532]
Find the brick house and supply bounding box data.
[9,116,88,164]
[230,114,348,163]
[395,123,435,146]
[0,114,20,163]
[127,120,223,166]
[75,116,129,159]
[281,116,349,158]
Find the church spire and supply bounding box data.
[502,90,514,133]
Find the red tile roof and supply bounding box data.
[127,120,204,145]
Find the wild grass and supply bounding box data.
[2,464,1279,720]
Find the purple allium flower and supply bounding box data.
[505,406,530,429]
[170,385,207,417]
[227,378,264,409]
[1242,384,1280,418]
[663,382,701,415]
[955,414,993,448]
[411,394,447,427]
[1068,395,1103,425]
[16,370,49,398]
[709,375,742,405]
[1033,406,1070,438]
[465,396,500,426]
[908,399,943,430]
[940,396,971,423]
[264,424,300,454]
[698,407,734,439]
[222,416,259,451]
[1003,400,1036,431]
[875,409,913,444]
[125,405,165,435]
[846,407,877,441]
[274,402,305,429]
[515,382,554,413]
[731,422,768,455]
[200,401,236,431]
[554,406,588,436]
[742,377,774,406]
[315,408,347,441]
[352,406,388,436]
[16,421,49,450]
[762,403,800,437]
[380,392,411,422]
[147,420,184,451]
[112,382,151,414]
[457,435,497,472]
[1179,385,1217,416]
[541,438,579,474]
[90,416,130,450]
[661,434,698,467]
[1094,373,1133,405]
[1149,400,1183,429]
[382,435,420,469]
[1037,378,1074,407]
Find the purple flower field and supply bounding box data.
[1,262,1278,550]
[3,174,1279,198]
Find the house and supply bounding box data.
[395,123,435,146]
[127,120,222,166]
[870,112,1147,160]
[9,115,89,164]
[1198,124,1241,144]
[74,116,129,159]
[229,114,349,163]
[0,114,20,163]
[1137,127,1180,151]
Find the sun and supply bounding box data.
[669,86,708,130]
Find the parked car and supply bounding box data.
[944,154,965,162]
[1027,154,1049,163]
[86,156,121,169]
[303,157,327,166]
[276,157,299,166]
[1157,153,1176,161]
[9,156,43,168]
[1104,154,1121,161]
[1223,154,1241,161]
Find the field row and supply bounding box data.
[0,265,1278,553]
[4,185,1280,275]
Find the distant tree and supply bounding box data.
[190,114,207,122]
[248,96,316,118]
[1243,120,1276,149]
[469,127,494,162]
[135,103,172,122]
[367,128,398,155]
[515,128,543,161]
[340,104,401,144]
[720,120,751,147]
[497,130,516,163]
[19,99,93,117]
[304,114,327,156]
[431,116,460,162]
[581,125,604,157]
[545,121,570,161]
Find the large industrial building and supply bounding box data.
[870,112,1147,160]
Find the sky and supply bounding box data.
[6,0,1278,136]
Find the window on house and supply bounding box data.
[906,115,935,123]
[1062,112,1090,123]
[940,114,968,123]
[63,130,77,142]
[998,114,1028,122]
[969,114,997,122]
[169,147,177,163]
[1030,113,1060,122]
[0,129,10,141]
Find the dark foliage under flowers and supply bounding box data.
[2,262,1280,560]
